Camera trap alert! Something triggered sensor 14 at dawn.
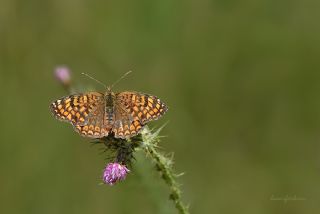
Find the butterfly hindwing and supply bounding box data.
[112,103,144,139]
[74,98,110,138]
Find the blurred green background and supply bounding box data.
[1,0,320,213]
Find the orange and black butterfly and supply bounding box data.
[50,73,168,139]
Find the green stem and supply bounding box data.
[141,127,189,214]
[145,146,189,214]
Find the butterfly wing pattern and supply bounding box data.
[50,92,109,138]
[113,91,168,138]
[50,90,168,139]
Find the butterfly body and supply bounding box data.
[50,89,168,139]
[104,89,116,123]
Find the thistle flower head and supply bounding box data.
[54,66,71,86]
[102,162,129,185]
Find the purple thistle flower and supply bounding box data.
[102,163,130,185]
[54,66,71,86]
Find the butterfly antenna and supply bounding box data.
[81,73,107,89]
[110,70,132,89]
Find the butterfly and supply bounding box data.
[50,76,168,139]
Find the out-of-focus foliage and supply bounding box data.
[1,0,320,213]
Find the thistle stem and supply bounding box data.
[140,127,189,214]
[145,145,189,214]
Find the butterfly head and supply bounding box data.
[106,86,112,93]
[105,86,115,97]
[82,71,132,94]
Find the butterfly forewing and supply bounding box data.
[116,91,168,125]
[50,92,110,138]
